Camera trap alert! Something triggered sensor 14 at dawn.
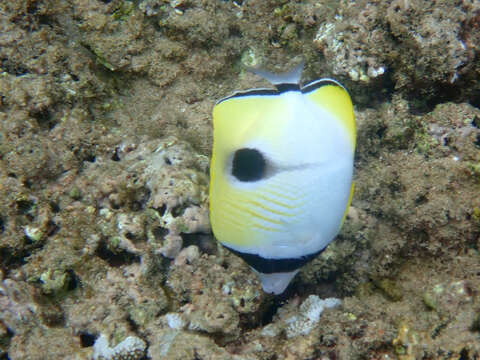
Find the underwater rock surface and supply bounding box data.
[0,0,479,359]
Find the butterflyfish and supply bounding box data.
[209,63,356,294]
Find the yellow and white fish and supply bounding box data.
[209,63,356,294]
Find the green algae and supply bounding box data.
[373,278,404,302]
[466,162,480,180]
[112,1,135,21]
[39,269,71,296]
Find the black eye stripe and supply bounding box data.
[231,148,266,182]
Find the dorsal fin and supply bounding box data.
[247,61,304,85]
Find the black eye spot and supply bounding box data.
[231,148,266,182]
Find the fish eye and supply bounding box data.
[231,148,266,182]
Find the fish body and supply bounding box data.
[209,65,356,294]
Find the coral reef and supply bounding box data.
[261,296,341,339]
[93,334,146,360]
[314,0,480,108]
[0,0,479,359]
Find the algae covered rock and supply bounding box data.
[148,328,255,360]
[314,0,480,107]
[167,250,266,337]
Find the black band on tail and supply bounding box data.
[223,245,326,274]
